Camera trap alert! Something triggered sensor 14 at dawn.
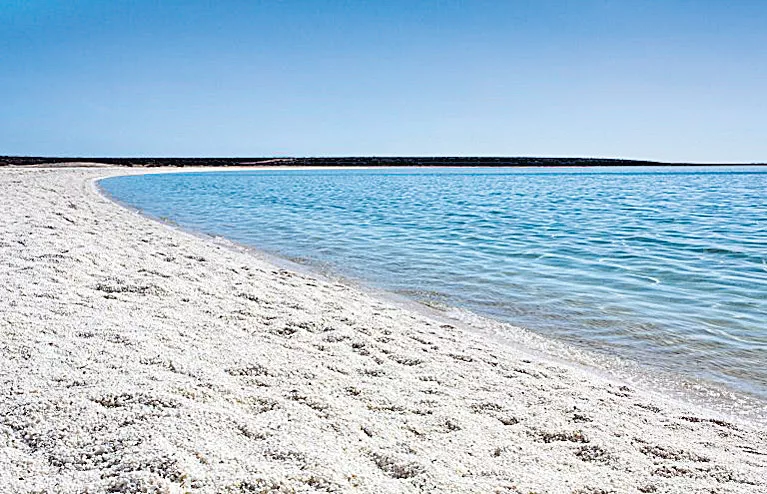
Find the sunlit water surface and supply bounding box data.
[101,167,767,416]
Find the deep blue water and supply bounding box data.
[100,167,767,403]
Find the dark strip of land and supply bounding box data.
[0,156,763,167]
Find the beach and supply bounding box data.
[1,167,765,493]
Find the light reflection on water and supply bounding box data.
[101,166,767,405]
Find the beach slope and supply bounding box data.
[0,168,764,493]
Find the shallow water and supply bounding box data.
[101,166,767,403]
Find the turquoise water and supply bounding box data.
[100,167,767,403]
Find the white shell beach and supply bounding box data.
[1,166,765,493]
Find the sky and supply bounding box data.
[1,1,765,162]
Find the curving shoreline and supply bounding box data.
[1,167,765,493]
[97,166,767,423]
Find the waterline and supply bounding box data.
[100,166,767,409]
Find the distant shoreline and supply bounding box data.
[2,155,766,168]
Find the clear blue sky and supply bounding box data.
[1,1,765,162]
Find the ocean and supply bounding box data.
[100,166,767,415]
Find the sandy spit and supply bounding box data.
[0,167,765,494]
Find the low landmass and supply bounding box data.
[1,155,764,168]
